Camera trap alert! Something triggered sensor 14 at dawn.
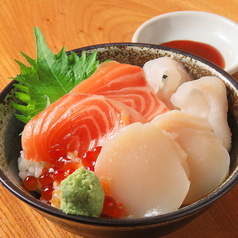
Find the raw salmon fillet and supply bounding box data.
[22,93,146,163]
[71,61,169,121]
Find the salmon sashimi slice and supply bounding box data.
[70,61,147,93]
[102,87,168,122]
[70,61,169,121]
[22,93,146,163]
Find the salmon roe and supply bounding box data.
[41,185,54,201]
[22,146,124,218]
[23,155,81,202]
[82,146,102,171]
[101,196,123,218]
[38,172,54,186]
[23,176,38,191]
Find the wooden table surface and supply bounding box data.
[0,0,237,237]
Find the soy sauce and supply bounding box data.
[160,40,225,69]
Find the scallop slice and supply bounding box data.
[94,122,190,218]
[152,110,230,205]
[143,57,192,108]
[171,76,232,151]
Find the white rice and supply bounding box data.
[18,150,45,180]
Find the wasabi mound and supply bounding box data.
[60,167,104,217]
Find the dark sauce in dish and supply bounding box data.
[160,40,225,69]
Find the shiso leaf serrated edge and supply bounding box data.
[12,26,100,124]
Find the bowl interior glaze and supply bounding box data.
[0,43,238,238]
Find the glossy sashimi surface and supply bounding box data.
[143,57,192,108]
[18,56,232,218]
[22,93,146,164]
[70,61,147,93]
[95,122,190,217]
[71,61,169,121]
[152,110,230,205]
[101,87,168,122]
[171,76,231,150]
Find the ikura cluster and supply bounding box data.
[23,156,80,202]
[23,146,124,219]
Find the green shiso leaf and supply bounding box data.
[13,26,100,124]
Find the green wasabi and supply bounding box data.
[60,167,104,217]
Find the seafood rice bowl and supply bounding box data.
[0,29,237,238]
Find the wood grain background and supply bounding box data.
[0,1,237,237]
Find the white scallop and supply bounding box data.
[94,122,190,218]
[152,110,230,205]
[171,76,232,151]
[143,57,192,108]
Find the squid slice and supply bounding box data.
[143,57,192,108]
[95,122,190,218]
[152,110,230,205]
[171,76,232,151]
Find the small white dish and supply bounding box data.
[132,11,238,74]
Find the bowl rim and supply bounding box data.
[131,10,238,75]
[0,42,238,227]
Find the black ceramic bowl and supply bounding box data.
[0,43,238,238]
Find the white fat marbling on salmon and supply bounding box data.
[71,61,169,122]
[22,94,146,163]
[95,122,190,218]
[102,86,169,122]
